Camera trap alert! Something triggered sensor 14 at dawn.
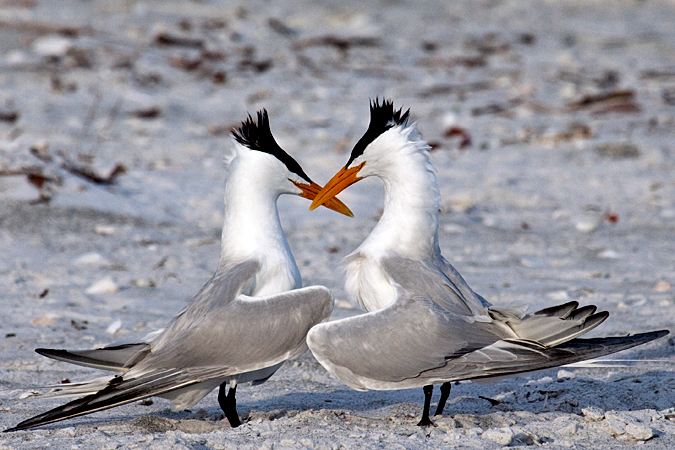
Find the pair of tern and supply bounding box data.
[7,101,668,432]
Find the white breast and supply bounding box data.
[344,252,396,312]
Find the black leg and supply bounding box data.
[218,382,241,428]
[417,384,435,427]
[434,382,451,416]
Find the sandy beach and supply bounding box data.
[1,0,675,448]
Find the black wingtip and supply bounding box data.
[36,348,66,358]
[563,329,670,350]
[650,329,670,339]
[4,416,45,433]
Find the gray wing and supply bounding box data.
[138,284,333,377]
[381,256,490,317]
[31,260,262,374]
[307,288,508,391]
[308,280,667,391]
[9,283,333,432]
[439,256,493,309]
[152,259,260,345]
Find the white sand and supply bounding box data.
[1,0,675,448]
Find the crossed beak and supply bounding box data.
[309,162,366,212]
[292,180,354,217]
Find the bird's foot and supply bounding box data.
[224,410,241,428]
[218,382,241,428]
[417,417,435,427]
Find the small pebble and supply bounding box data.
[597,249,620,259]
[582,406,605,421]
[625,423,653,441]
[106,319,122,335]
[86,276,119,295]
[33,35,72,57]
[525,376,553,386]
[575,220,598,233]
[557,369,575,380]
[74,253,110,266]
[548,290,570,301]
[481,427,514,446]
[335,300,354,309]
[654,281,672,292]
[557,422,578,436]
[57,427,76,437]
[602,416,627,437]
[95,225,117,236]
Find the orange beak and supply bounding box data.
[309,162,366,212]
[292,180,354,217]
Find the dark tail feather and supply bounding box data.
[468,330,670,382]
[36,343,150,372]
[533,301,579,318]
[4,370,196,432]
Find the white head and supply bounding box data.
[310,99,429,210]
[228,110,352,216]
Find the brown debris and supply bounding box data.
[131,107,161,119]
[418,55,487,69]
[443,126,472,149]
[418,81,493,98]
[471,99,523,116]
[50,75,78,93]
[60,160,127,185]
[639,70,675,80]
[211,70,227,84]
[293,35,380,51]
[567,89,641,114]
[536,122,593,144]
[518,33,536,45]
[466,33,511,55]
[604,212,619,223]
[0,166,61,202]
[268,18,297,37]
[207,123,238,136]
[169,54,203,71]
[239,58,273,73]
[663,88,675,106]
[595,142,641,159]
[0,20,91,37]
[0,109,19,123]
[421,41,438,52]
[70,319,88,330]
[154,32,205,49]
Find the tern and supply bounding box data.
[6,110,352,432]
[308,99,668,426]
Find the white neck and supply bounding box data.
[345,127,441,312]
[219,153,301,296]
[357,130,441,262]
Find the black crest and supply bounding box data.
[232,109,312,183]
[346,98,410,168]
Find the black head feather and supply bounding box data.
[231,109,312,183]
[346,98,411,168]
